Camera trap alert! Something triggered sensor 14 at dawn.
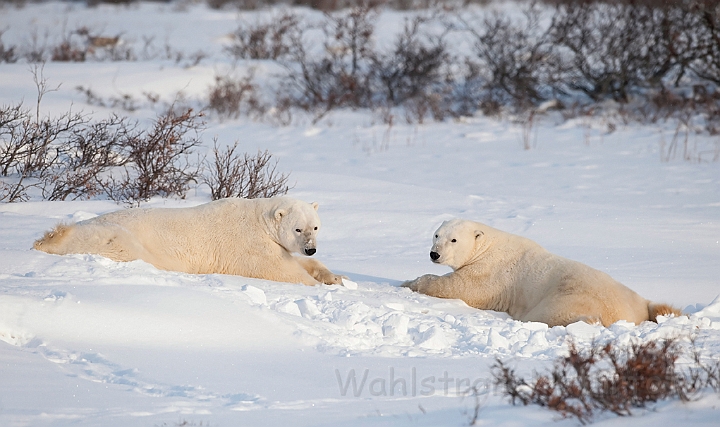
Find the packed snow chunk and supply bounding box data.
[417,326,449,350]
[487,328,509,350]
[296,299,322,318]
[382,313,409,339]
[385,302,404,311]
[608,320,635,333]
[70,211,98,222]
[528,330,549,347]
[520,330,550,355]
[341,278,358,290]
[241,285,267,305]
[566,320,603,340]
[333,302,371,329]
[519,321,549,332]
[694,295,720,317]
[275,301,302,317]
[0,326,34,347]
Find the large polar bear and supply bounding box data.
[403,219,680,327]
[34,197,343,286]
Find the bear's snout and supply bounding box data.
[305,248,317,256]
[430,251,440,262]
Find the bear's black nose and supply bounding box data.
[305,248,316,256]
[430,251,440,261]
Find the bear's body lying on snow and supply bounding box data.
[403,219,680,327]
[34,197,343,286]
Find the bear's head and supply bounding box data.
[429,219,487,270]
[273,200,322,256]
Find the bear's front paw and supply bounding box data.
[316,272,345,285]
[325,274,345,285]
[401,279,420,291]
[402,275,439,294]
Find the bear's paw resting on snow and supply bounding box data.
[402,219,680,327]
[34,197,343,286]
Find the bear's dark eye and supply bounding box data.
[451,239,457,242]
[435,234,438,238]
[314,227,318,230]
[295,228,302,233]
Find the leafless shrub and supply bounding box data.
[493,337,720,425]
[51,26,88,62]
[49,25,131,63]
[460,3,563,112]
[195,1,720,136]
[0,29,18,63]
[549,2,682,102]
[0,100,127,202]
[76,86,163,113]
[0,103,41,202]
[104,108,204,205]
[279,9,452,122]
[0,66,83,202]
[20,28,50,63]
[463,384,489,426]
[280,5,378,121]
[202,141,291,200]
[206,0,486,11]
[1,67,137,202]
[6,23,211,65]
[2,68,221,203]
[324,5,377,85]
[207,73,266,120]
[41,114,134,201]
[372,16,449,107]
[688,2,720,85]
[225,11,301,61]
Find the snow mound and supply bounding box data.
[227,279,720,360]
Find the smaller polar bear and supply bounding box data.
[403,219,680,327]
[34,197,343,286]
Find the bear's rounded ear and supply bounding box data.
[274,208,287,221]
[475,230,484,239]
[311,202,319,211]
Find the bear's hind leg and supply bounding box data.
[521,296,606,327]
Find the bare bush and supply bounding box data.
[688,2,720,85]
[0,101,132,202]
[225,12,301,60]
[207,73,266,120]
[5,23,210,65]
[75,86,164,113]
[202,141,291,200]
[280,5,378,120]
[280,8,452,122]
[461,3,563,112]
[0,67,85,201]
[206,0,488,11]
[549,2,684,102]
[42,114,134,201]
[49,25,131,63]
[493,337,720,424]
[0,29,18,63]
[372,16,449,106]
[104,108,204,205]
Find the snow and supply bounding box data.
[1,2,720,426]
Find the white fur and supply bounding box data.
[403,219,678,326]
[34,197,343,286]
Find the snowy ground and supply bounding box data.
[1,2,720,426]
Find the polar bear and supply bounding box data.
[402,219,680,327]
[34,197,343,286]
